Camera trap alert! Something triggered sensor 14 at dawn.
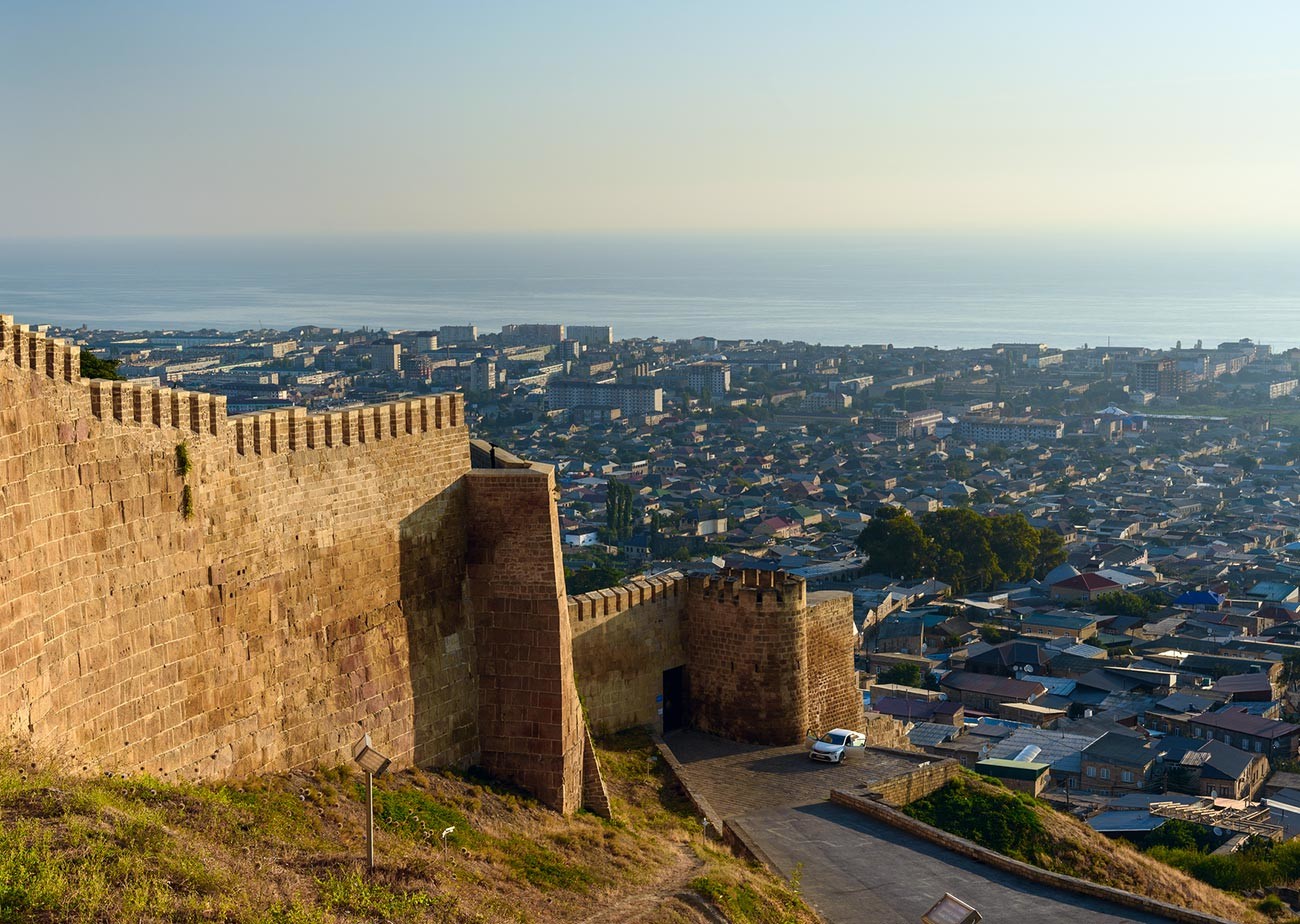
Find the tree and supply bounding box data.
[1034,528,1068,577]
[79,349,124,380]
[878,664,922,688]
[1283,653,1300,686]
[856,506,931,579]
[945,458,972,480]
[1094,590,1154,618]
[565,562,627,594]
[988,514,1041,583]
[605,479,635,540]
[920,508,1002,593]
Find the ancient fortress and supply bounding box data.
[0,314,862,813]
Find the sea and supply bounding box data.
[2,232,1300,350]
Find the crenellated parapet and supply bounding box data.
[1,313,82,383]
[86,378,227,435]
[687,566,806,610]
[229,394,462,455]
[0,312,464,451]
[567,570,685,631]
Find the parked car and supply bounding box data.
[807,728,866,763]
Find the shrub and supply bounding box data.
[903,775,1048,864]
[175,442,193,477]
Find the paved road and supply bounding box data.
[662,731,1204,924]
[663,729,923,820]
[733,802,1181,924]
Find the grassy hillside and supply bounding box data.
[904,773,1271,923]
[0,730,817,924]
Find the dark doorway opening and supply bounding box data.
[662,665,686,732]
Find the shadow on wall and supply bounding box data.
[398,478,478,769]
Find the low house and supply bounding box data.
[938,670,1046,712]
[1213,672,1276,703]
[1187,707,1300,759]
[976,758,1051,796]
[1247,581,1300,604]
[1163,738,1269,801]
[999,702,1067,728]
[963,640,1053,677]
[1022,611,1099,641]
[1051,572,1122,602]
[1080,732,1157,794]
[987,728,1098,785]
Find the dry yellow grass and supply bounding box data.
[0,731,816,924]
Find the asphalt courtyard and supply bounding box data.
[662,730,1202,924]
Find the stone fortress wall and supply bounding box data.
[1,312,863,814]
[0,314,594,811]
[569,568,862,744]
[1,313,474,776]
[567,572,688,734]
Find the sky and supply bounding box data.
[2,1,1299,238]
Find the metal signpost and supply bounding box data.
[352,734,393,873]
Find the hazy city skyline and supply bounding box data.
[5,2,1300,239]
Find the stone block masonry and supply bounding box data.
[0,313,616,815]
[568,573,687,735]
[684,569,810,744]
[1,315,478,782]
[465,467,585,814]
[567,568,864,747]
[804,590,864,735]
[1,311,857,816]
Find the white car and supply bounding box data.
[807,728,866,763]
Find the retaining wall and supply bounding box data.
[830,789,1237,924]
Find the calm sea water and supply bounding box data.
[2,233,1299,349]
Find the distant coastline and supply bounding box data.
[4,232,1300,348]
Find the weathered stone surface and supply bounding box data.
[1,316,478,781]
[570,569,863,745]
[0,314,863,817]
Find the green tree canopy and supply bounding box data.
[1094,590,1155,618]
[79,349,124,380]
[855,506,931,579]
[878,664,923,687]
[921,508,1002,593]
[565,562,627,595]
[988,513,1041,583]
[604,479,636,540]
[857,506,1071,593]
[1034,527,1068,578]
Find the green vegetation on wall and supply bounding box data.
[175,442,193,478]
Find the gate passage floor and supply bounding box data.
[661,730,1192,924]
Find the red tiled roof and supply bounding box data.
[1053,572,1122,591]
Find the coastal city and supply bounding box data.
[49,317,1300,856]
[13,3,1300,922]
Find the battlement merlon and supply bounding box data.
[230,394,463,454]
[566,571,687,626]
[688,567,806,609]
[2,310,465,451]
[1,314,81,383]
